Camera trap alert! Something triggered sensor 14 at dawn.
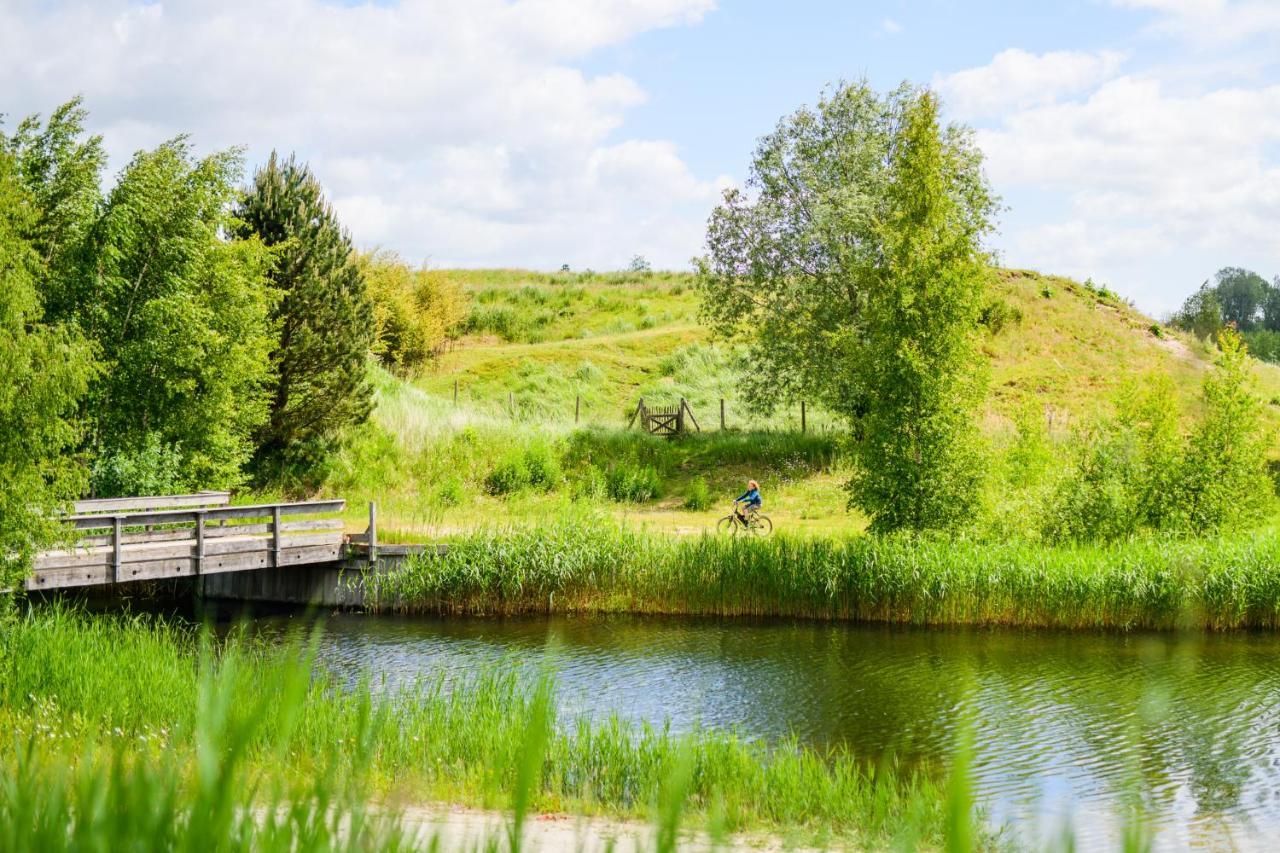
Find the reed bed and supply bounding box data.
[366,522,1280,629]
[0,607,955,847]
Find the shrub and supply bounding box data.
[979,298,1022,335]
[1178,329,1273,532]
[683,479,712,511]
[605,462,661,503]
[91,433,185,498]
[523,444,563,491]
[1149,324,1163,339]
[435,477,465,508]
[484,453,530,495]
[359,250,466,373]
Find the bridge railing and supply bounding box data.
[30,498,347,591]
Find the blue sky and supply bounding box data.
[3,0,1279,315]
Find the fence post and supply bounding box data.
[720,398,725,430]
[509,391,515,419]
[453,379,458,406]
[801,401,807,434]
[368,501,378,564]
[272,506,282,567]
[195,511,205,576]
[112,515,122,584]
[575,395,580,425]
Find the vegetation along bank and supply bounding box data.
[0,607,966,849]
[364,521,1280,631]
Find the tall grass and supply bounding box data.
[366,520,1280,629]
[0,606,957,847]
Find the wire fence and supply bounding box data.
[445,379,842,435]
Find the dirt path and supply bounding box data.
[396,805,826,852]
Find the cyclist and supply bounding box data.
[734,480,762,528]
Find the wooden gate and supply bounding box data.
[627,398,700,436]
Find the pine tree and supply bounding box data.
[235,152,374,473]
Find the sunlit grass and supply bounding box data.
[0,606,961,847]
[366,520,1280,630]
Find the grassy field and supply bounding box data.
[0,606,966,849]
[299,266,1280,542]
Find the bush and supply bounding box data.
[484,454,530,495]
[1178,329,1273,532]
[979,298,1022,335]
[91,433,185,498]
[359,250,466,373]
[605,462,661,503]
[523,444,563,491]
[683,479,712,511]
[435,477,465,508]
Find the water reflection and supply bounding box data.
[266,612,1280,848]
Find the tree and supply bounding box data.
[1213,267,1269,331]
[1170,283,1224,340]
[1179,328,1272,532]
[234,153,374,473]
[2,97,104,293]
[844,92,994,532]
[5,102,278,497]
[0,144,94,611]
[697,82,997,532]
[357,250,465,374]
[63,140,276,494]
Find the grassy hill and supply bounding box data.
[307,268,1280,540]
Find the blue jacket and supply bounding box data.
[736,487,762,508]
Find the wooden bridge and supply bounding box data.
[28,492,350,592]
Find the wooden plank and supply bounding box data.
[35,531,343,569]
[65,499,346,530]
[30,543,344,590]
[71,492,231,514]
[198,543,341,577]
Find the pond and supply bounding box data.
[269,610,1280,849]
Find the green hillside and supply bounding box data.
[311,268,1280,540]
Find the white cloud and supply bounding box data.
[941,41,1280,313]
[935,49,1126,119]
[1113,0,1280,44]
[0,0,719,269]
[880,18,903,35]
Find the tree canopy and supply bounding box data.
[0,139,95,607]
[234,152,374,474]
[697,81,997,532]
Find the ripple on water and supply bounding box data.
[279,613,1280,849]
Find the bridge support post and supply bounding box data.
[368,501,378,564]
[112,516,122,584]
[195,512,205,575]
[272,506,282,567]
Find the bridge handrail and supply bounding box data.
[64,499,347,530]
[70,492,232,515]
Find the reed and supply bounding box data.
[0,606,956,847]
[366,521,1280,629]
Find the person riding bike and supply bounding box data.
[734,480,762,528]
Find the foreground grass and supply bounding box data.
[0,607,958,849]
[363,520,1280,630]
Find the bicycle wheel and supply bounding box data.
[750,515,772,536]
[716,515,739,535]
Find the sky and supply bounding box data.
[2,0,1279,316]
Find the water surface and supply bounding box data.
[279,612,1280,849]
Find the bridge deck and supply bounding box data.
[30,498,347,591]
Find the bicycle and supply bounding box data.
[716,504,772,536]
